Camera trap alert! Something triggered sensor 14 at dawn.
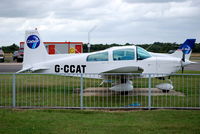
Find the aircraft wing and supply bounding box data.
[103,66,143,73]
[101,66,143,80]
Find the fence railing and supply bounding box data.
[0,73,200,109]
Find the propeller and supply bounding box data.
[181,52,185,73]
[181,66,184,73]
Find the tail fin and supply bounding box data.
[171,39,196,60]
[22,30,48,70]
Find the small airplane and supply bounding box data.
[18,30,196,92]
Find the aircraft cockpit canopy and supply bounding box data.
[86,46,151,62]
[87,52,108,61]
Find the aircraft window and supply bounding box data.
[113,49,135,61]
[87,52,108,62]
[137,46,151,60]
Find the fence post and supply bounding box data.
[12,73,16,108]
[148,74,152,110]
[80,74,84,109]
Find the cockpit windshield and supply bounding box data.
[137,46,151,60]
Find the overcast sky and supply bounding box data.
[0,0,200,46]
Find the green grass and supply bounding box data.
[0,109,200,134]
[0,73,200,133]
[0,72,200,108]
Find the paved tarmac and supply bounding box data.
[0,63,22,73]
[0,62,199,73]
[184,62,200,71]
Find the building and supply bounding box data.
[20,41,83,54]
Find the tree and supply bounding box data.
[2,44,19,53]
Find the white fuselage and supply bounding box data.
[29,46,183,77]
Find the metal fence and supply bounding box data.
[0,73,200,109]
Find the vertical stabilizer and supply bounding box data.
[171,39,196,60]
[23,30,48,70]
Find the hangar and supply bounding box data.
[20,41,83,54]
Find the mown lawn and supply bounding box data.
[0,109,200,134]
[0,71,200,108]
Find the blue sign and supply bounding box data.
[26,35,40,49]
